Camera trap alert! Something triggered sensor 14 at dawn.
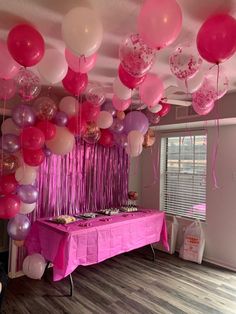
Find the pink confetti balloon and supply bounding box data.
[16,68,41,101]
[192,79,216,115]
[206,66,229,100]
[119,33,156,77]
[86,83,106,106]
[169,46,202,80]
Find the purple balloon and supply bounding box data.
[43,146,52,157]
[114,133,128,148]
[12,104,36,128]
[0,134,20,153]
[102,99,116,116]
[110,118,124,134]
[53,111,68,126]
[7,214,31,241]
[124,111,149,134]
[17,185,39,204]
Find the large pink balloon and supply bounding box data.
[138,0,182,49]
[62,67,88,96]
[139,74,164,108]
[0,40,21,79]
[197,14,236,64]
[7,24,45,67]
[65,49,97,73]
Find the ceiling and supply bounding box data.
[1,0,236,99]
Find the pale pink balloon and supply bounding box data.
[112,95,131,111]
[139,74,164,108]
[138,0,182,49]
[0,40,21,79]
[65,48,97,73]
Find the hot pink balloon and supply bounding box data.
[197,14,236,64]
[158,103,171,117]
[0,40,21,79]
[118,64,146,89]
[62,67,88,96]
[138,0,182,49]
[112,95,131,111]
[7,24,45,67]
[65,48,97,73]
[139,73,164,108]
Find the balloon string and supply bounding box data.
[211,64,220,189]
[144,145,159,188]
[1,96,7,175]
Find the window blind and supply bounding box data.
[160,134,207,220]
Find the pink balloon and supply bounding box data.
[0,78,17,100]
[139,74,164,108]
[112,95,131,111]
[0,40,21,79]
[138,0,182,49]
[197,14,236,64]
[118,64,146,89]
[7,24,45,67]
[62,67,88,96]
[65,49,97,73]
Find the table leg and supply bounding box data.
[43,261,50,280]
[150,244,156,262]
[69,274,74,297]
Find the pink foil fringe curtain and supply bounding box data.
[15,140,129,272]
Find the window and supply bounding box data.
[160,132,207,220]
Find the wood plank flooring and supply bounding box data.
[2,248,236,314]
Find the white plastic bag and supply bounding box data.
[180,220,205,264]
[154,216,179,254]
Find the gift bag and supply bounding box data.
[154,216,179,254]
[180,220,205,264]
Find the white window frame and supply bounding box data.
[160,129,207,221]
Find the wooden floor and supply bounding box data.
[2,248,236,314]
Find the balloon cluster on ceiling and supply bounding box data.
[1,0,236,241]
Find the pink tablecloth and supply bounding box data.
[25,209,169,281]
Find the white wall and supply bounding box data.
[130,125,236,270]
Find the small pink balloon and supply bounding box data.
[0,78,17,100]
[112,95,131,111]
[0,40,21,79]
[192,99,215,116]
[65,49,97,73]
[139,73,164,108]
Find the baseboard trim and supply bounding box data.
[203,257,236,272]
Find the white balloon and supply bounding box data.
[15,165,37,185]
[148,104,162,113]
[19,202,36,214]
[96,111,113,129]
[46,126,75,156]
[62,7,103,56]
[176,69,205,93]
[126,130,144,157]
[113,77,132,100]
[38,49,68,84]
[1,118,21,135]
[59,96,78,117]
[23,254,46,280]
